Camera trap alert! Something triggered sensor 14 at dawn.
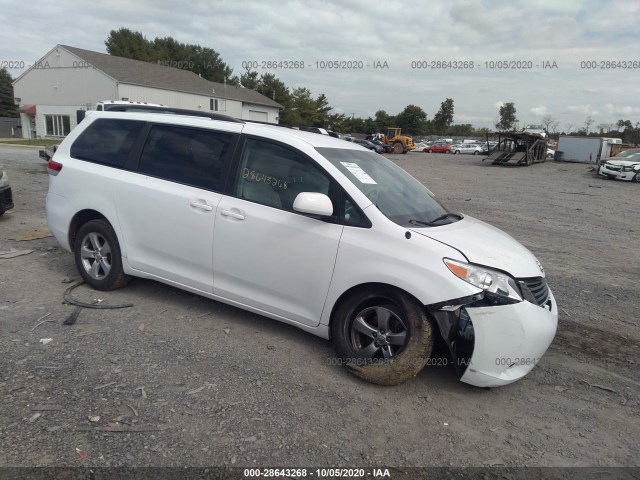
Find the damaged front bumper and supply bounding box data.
[429,287,558,387]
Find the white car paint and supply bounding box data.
[461,288,557,387]
[413,216,543,278]
[46,111,558,388]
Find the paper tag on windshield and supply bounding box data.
[340,162,377,184]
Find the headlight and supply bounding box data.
[622,165,634,172]
[443,258,522,302]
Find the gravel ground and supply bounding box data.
[0,145,638,470]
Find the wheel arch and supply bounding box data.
[68,209,120,252]
[326,282,429,340]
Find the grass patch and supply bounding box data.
[0,139,61,147]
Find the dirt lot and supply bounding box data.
[0,145,638,470]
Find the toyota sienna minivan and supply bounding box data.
[46,108,558,388]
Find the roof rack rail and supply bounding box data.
[243,119,295,129]
[102,104,244,123]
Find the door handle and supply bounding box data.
[220,209,245,220]
[190,200,213,211]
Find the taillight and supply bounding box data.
[47,159,63,176]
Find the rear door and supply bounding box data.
[114,122,241,292]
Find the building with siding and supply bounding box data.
[13,45,282,139]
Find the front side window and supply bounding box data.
[138,125,234,191]
[235,138,331,211]
[71,118,145,168]
[317,147,453,227]
[45,115,71,137]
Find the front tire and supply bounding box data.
[74,219,130,290]
[393,142,404,154]
[331,287,434,386]
[633,171,640,182]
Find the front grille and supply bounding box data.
[605,164,621,171]
[518,277,550,307]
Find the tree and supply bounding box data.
[432,98,454,134]
[541,114,560,134]
[105,28,235,84]
[239,69,260,89]
[495,102,517,131]
[0,67,18,117]
[584,115,594,135]
[105,28,153,61]
[596,123,615,135]
[395,105,428,135]
[255,73,292,123]
[446,124,474,136]
[326,112,347,131]
[373,110,394,132]
[314,93,332,128]
[288,87,321,127]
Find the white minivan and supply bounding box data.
[46,109,557,388]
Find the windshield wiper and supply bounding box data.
[409,212,463,227]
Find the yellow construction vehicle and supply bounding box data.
[380,128,415,154]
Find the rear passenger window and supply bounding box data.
[138,125,233,191]
[71,119,145,168]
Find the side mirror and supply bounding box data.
[293,192,333,217]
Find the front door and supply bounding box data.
[213,137,343,326]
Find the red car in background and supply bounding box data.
[424,142,451,153]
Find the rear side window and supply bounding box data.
[70,119,145,168]
[138,125,234,191]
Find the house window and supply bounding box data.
[45,115,71,137]
[210,99,226,111]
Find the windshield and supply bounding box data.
[317,147,455,227]
[615,150,640,159]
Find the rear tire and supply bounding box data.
[331,286,434,386]
[74,219,130,291]
[393,142,404,154]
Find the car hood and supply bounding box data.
[605,159,640,167]
[410,215,544,279]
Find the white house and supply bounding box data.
[13,45,283,139]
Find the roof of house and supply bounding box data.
[61,45,282,109]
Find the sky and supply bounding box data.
[1,0,639,130]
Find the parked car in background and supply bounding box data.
[370,138,394,153]
[596,148,640,170]
[424,142,451,154]
[598,149,640,181]
[0,169,14,216]
[451,143,483,155]
[354,139,384,154]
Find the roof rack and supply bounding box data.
[243,119,296,129]
[102,104,243,123]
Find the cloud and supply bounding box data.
[530,105,548,117]
[1,0,639,128]
[604,103,640,116]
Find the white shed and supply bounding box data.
[13,45,283,139]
